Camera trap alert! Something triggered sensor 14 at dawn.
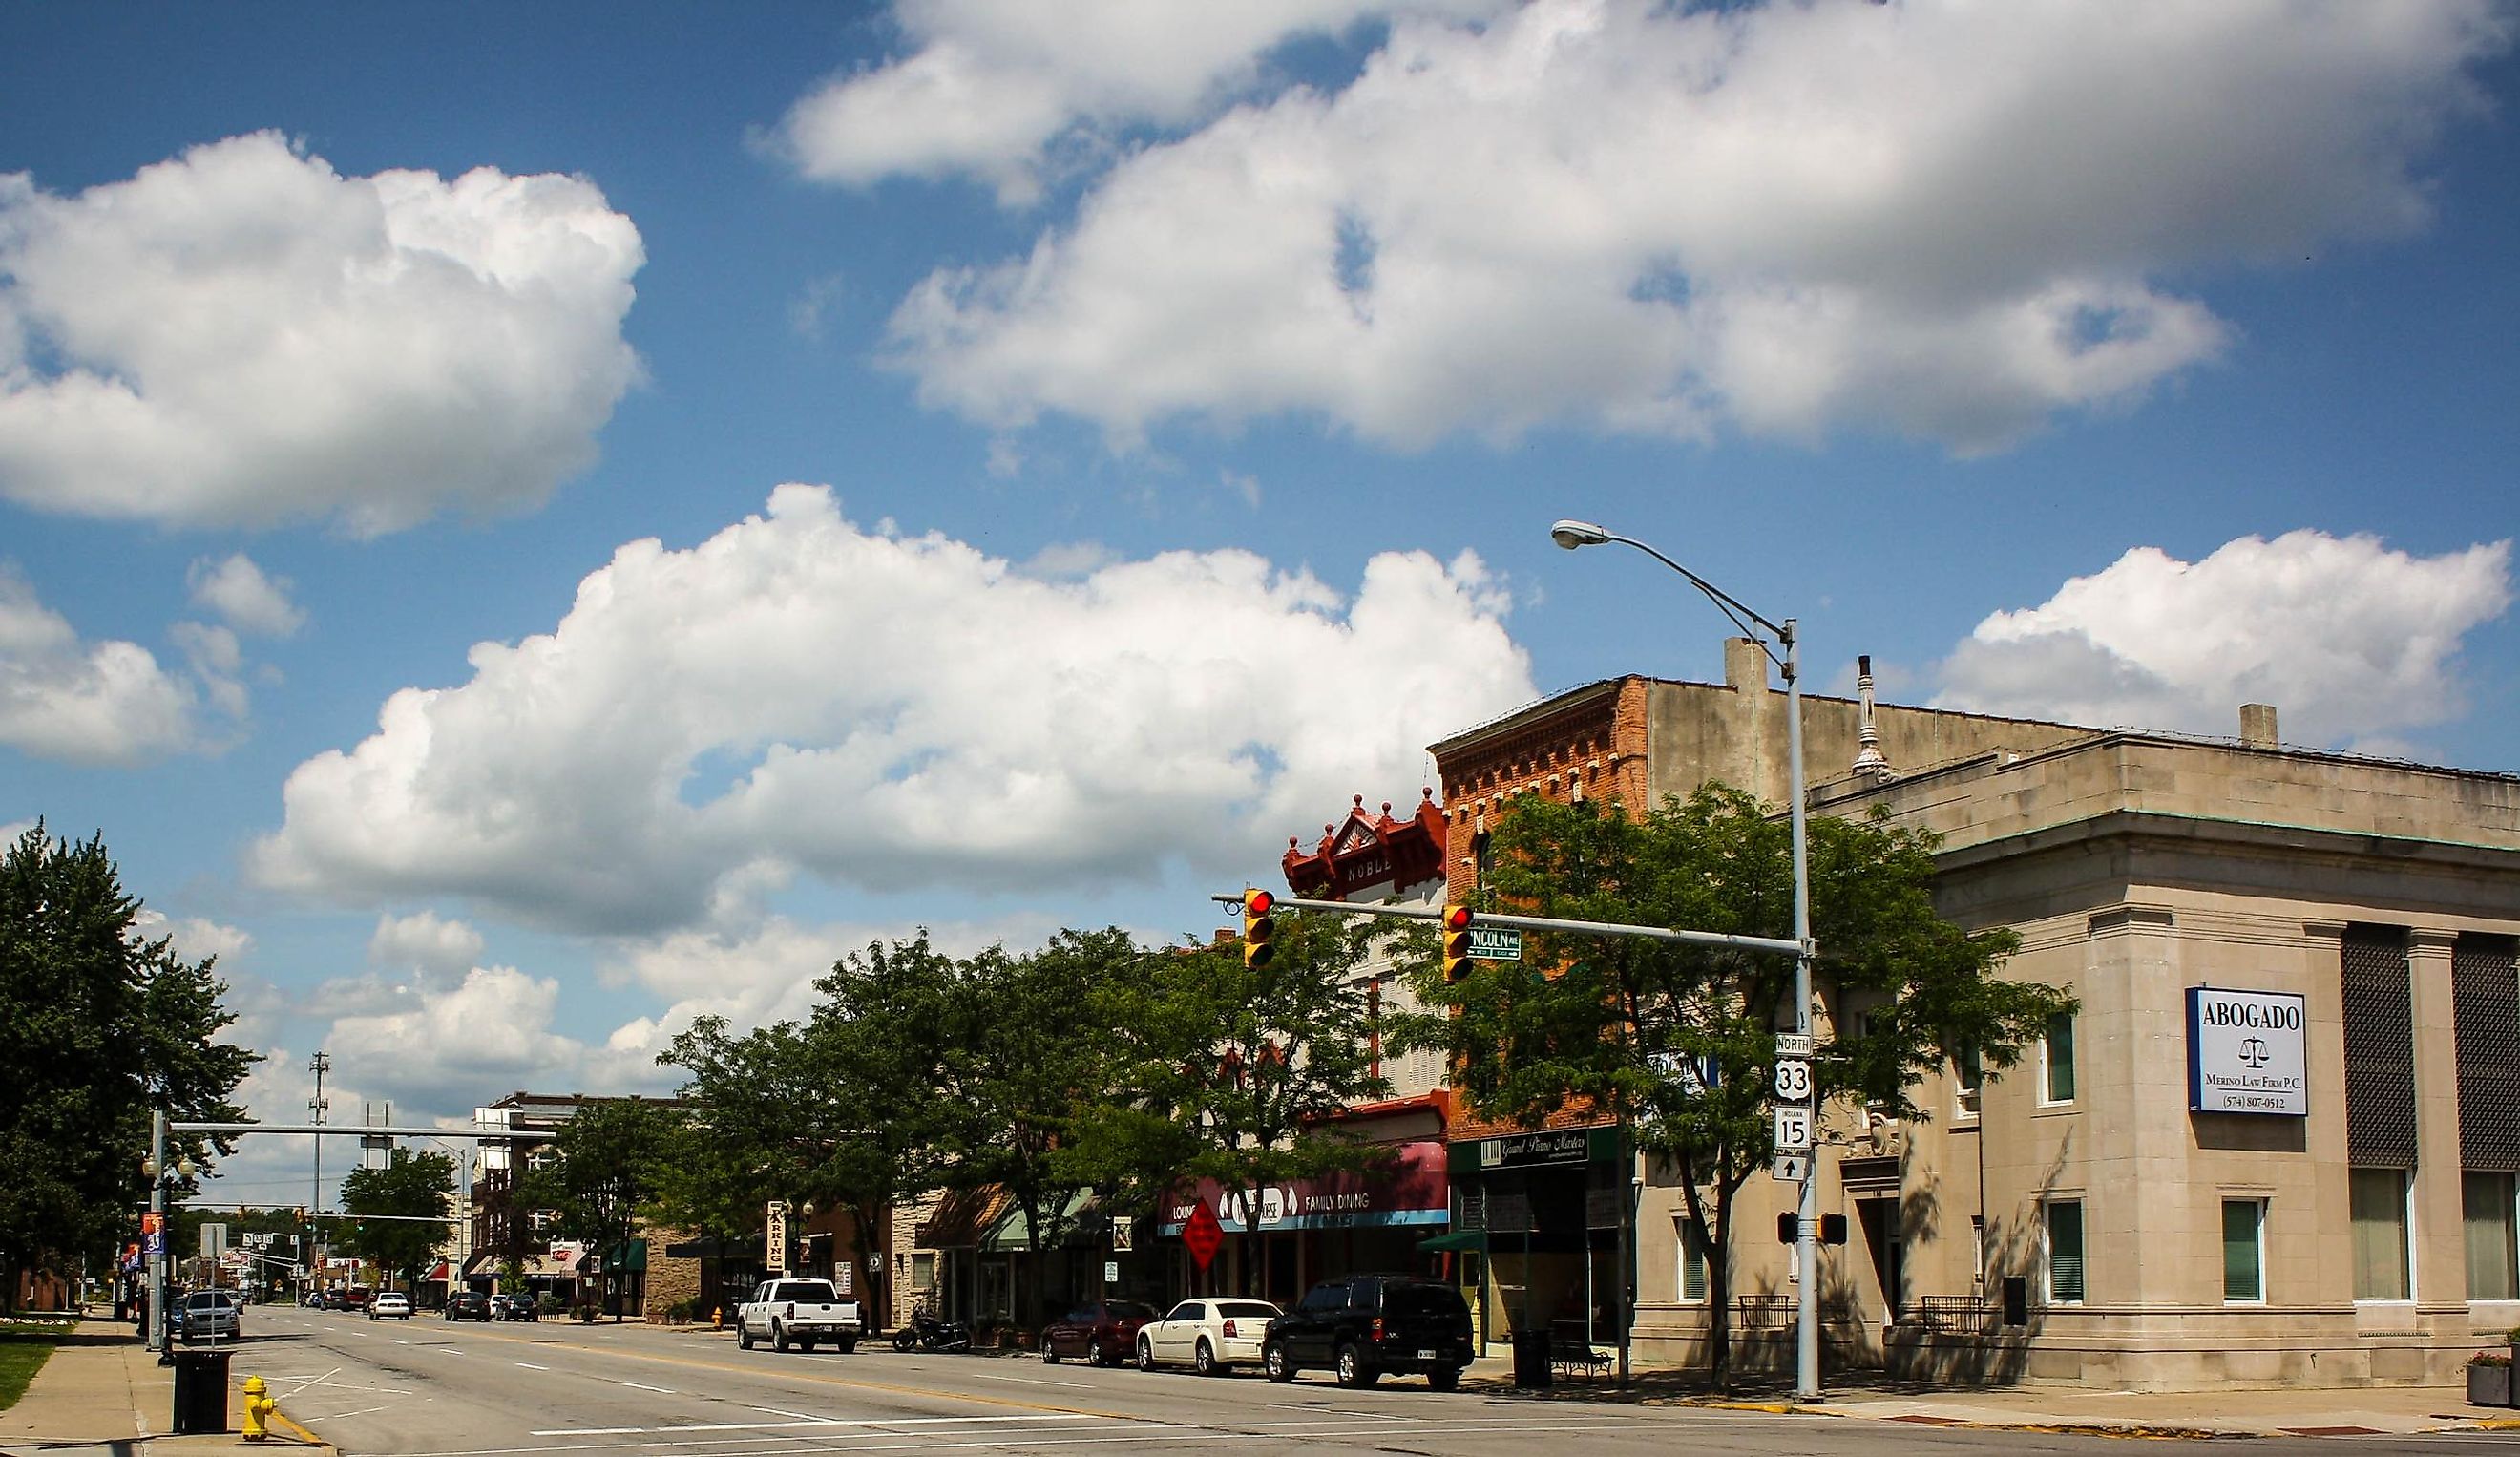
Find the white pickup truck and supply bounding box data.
[736,1277,862,1354]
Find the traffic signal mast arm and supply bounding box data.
[1215,893,1808,960]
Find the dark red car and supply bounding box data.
[1040,1299,1162,1366]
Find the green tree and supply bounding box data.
[0,823,257,1311]
[946,927,1142,1329]
[1086,911,1391,1298]
[1390,787,2073,1387]
[661,934,961,1313]
[338,1149,457,1284]
[518,1099,682,1282]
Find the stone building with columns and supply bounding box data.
[1427,641,2520,1389]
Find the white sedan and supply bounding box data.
[368,1291,413,1320]
[1134,1297,1282,1376]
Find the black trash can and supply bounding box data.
[1511,1329,1554,1389]
[170,1348,231,1434]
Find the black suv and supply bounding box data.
[445,1289,494,1321]
[1262,1274,1474,1389]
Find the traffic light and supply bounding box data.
[1440,904,1474,981]
[1241,889,1277,970]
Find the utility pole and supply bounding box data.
[308,1051,329,1289]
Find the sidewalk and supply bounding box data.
[1452,1348,2520,1439]
[1,1317,329,1456]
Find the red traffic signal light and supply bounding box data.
[1242,889,1277,969]
[1440,903,1474,981]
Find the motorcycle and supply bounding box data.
[891,1305,971,1352]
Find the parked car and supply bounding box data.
[492,1292,539,1321]
[173,1289,241,1341]
[1263,1275,1474,1389]
[444,1290,494,1321]
[368,1291,413,1320]
[1134,1297,1281,1376]
[342,1285,373,1312]
[1039,1299,1162,1366]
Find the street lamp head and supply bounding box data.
[142,1156,159,1179]
[1550,518,1612,550]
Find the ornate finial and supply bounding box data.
[1381,801,1393,815]
[1853,654,1892,779]
[1422,786,1434,801]
[1354,793,1365,809]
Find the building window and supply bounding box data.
[2221,1199,2265,1302]
[911,1252,935,1293]
[1679,1218,1709,1301]
[1971,1214,1985,1293]
[2042,1013,2076,1104]
[2350,1168,2412,1300]
[2044,1199,2085,1305]
[2465,1172,2518,1301]
[1955,1045,1983,1118]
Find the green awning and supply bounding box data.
[979,1190,1095,1253]
[605,1238,647,1272]
[1416,1229,1485,1253]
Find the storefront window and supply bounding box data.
[2464,1172,2518,1301]
[2221,1199,2264,1302]
[2350,1168,2411,1300]
[2045,1199,2084,1304]
[911,1252,935,1293]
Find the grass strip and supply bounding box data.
[0,1320,67,1411]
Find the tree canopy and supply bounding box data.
[1390,785,2073,1384]
[0,822,257,1309]
[337,1147,458,1282]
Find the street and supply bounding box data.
[208,1307,2518,1455]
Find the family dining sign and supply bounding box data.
[2186,986,2309,1116]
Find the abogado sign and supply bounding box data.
[2187,986,2308,1115]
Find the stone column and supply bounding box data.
[2408,928,2465,1311]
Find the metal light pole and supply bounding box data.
[1550,518,1820,1401]
[142,1110,198,1356]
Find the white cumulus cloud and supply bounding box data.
[870,0,2507,452]
[0,131,644,536]
[0,564,200,765]
[322,964,671,1114]
[188,554,305,637]
[368,911,488,984]
[774,0,1502,202]
[1934,531,2513,751]
[251,484,1534,933]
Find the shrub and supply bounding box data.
[2468,1349,2510,1367]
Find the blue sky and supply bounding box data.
[4,1,2513,1210]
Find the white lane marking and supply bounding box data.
[615,1381,675,1393]
[514,1362,549,1370]
[373,1414,1715,1457]
[972,1371,1090,1387]
[531,1414,1098,1437]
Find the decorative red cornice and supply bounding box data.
[1282,789,1448,899]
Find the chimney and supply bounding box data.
[2240,703,2278,749]
[1725,637,1769,693]
[1852,654,1891,779]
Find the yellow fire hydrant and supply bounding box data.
[241,1375,276,1442]
[712,1305,723,1329]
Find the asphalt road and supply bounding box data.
[218,1306,2517,1456]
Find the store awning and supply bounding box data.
[425,1261,451,1282]
[980,1190,1095,1254]
[1415,1230,1484,1254]
[917,1186,1013,1249]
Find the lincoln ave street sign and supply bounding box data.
[1467,926,1523,961]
